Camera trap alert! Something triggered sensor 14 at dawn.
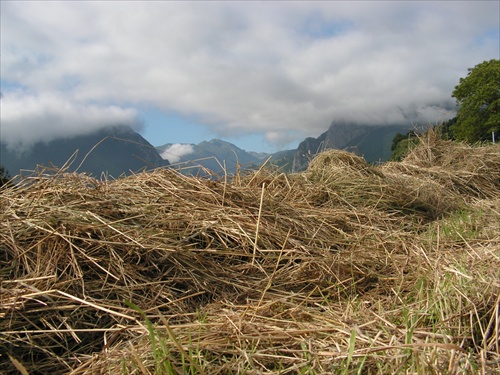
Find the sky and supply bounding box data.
[1,1,499,156]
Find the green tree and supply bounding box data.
[0,165,11,187]
[452,59,500,143]
[390,131,419,161]
[435,117,457,140]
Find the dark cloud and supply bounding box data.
[0,1,497,148]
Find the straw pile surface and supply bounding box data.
[383,130,500,200]
[1,134,499,374]
[306,148,462,220]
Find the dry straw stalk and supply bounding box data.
[1,133,499,374]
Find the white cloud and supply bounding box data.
[0,1,498,148]
[0,92,141,151]
[160,144,195,163]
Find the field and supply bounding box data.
[1,132,499,374]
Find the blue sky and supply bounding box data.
[138,107,272,153]
[1,1,499,156]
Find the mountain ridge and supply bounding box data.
[0,125,169,178]
[1,121,412,180]
[269,122,412,172]
[156,138,261,176]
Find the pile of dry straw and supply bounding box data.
[1,132,499,374]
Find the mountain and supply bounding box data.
[156,139,262,176]
[248,151,272,160]
[0,121,411,181]
[269,122,411,173]
[322,121,413,163]
[157,122,411,176]
[0,125,169,179]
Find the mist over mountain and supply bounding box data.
[0,125,168,179]
[156,139,262,176]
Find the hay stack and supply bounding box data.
[1,167,403,373]
[1,142,499,374]
[384,131,500,199]
[306,149,462,220]
[305,150,387,209]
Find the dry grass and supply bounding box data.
[1,133,499,374]
[384,130,500,200]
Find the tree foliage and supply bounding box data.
[390,131,419,161]
[435,117,457,140]
[452,59,500,143]
[0,165,11,187]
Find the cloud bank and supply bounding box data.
[1,1,498,148]
[1,92,141,151]
[160,144,195,163]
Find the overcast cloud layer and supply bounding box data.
[1,1,498,151]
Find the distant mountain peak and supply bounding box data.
[157,122,411,176]
[268,121,411,173]
[202,139,235,147]
[1,125,168,178]
[156,138,261,175]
